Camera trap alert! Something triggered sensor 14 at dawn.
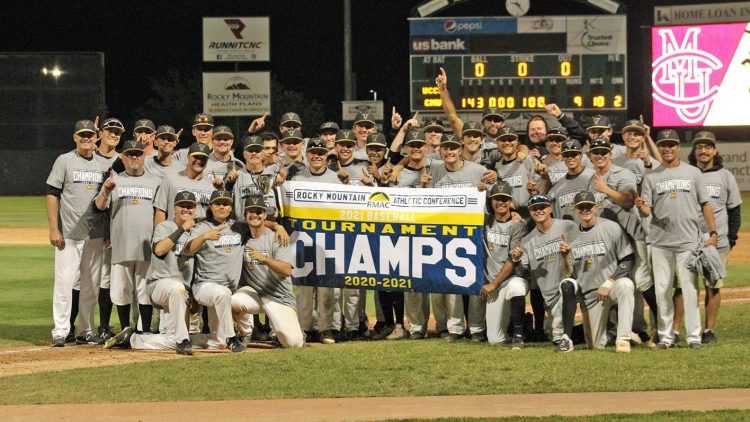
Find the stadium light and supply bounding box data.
[41,66,63,79]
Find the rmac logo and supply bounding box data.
[652,28,722,124]
[224,19,246,39]
[443,19,483,33]
[412,37,467,52]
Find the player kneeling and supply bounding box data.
[231,194,304,348]
[560,192,635,353]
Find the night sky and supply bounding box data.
[3,0,736,131]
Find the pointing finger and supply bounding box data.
[337,161,342,171]
[176,129,184,138]
[439,67,446,76]
[94,116,100,130]
[392,106,396,115]
[262,112,270,120]
[561,234,567,243]
[412,111,419,120]
[639,114,644,123]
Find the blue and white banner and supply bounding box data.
[281,181,485,295]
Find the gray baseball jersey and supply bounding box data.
[428,160,487,188]
[283,160,308,180]
[146,220,194,288]
[612,154,661,188]
[144,155,186,179]
[700,167,742,250]
[232,167,279,221]
[484,217,528,288]
[548,155,594,186]
[494,156,538,207]
[206,154,245,180]
[172,147,190,165]
[641,161,709,252]
[396,161,441,188]
[105,172,161,263]
[587,165,644,241]
[519,219,578,306]
[291,167,345,184]
[353,148,369,161]
[548,167,595,222]
[153,170,215,220]
[189,219,247,291]
[90,153,118,240]
[46,150,107,240]
[240,229,295,309]
[332,159,370,186]
[568,218,633,308]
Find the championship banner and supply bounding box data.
[280,181,485,295]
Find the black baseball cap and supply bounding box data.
[656,129,680,144]
[405,129,426,146]
[574,191,597,208]
[461,122,483,137]
[244,194,268,213]
[188,142,211,157]
[242,135,264,150]
[319,121,340,133]
[482,107,504,122]
[335,129,356,143]
[306,138,328,153]
[496,127,518,141]
[212,126,234,140]
[589,137,612,152]
[192,113,214,128]
[586,115,611,131]
[366,133,387,148]
[528,194,551,208]
[210,190,233,205]
[174,191,197,206]
[441,133,463,147]
[489,182,513,199]
[353,112,376,127]
[121,140,146,154]
[423,119,445,132]
[101,118,125,133]
[74,120,96,134]
[692,131,716,146]
[561,139,583,153]
[134,119,156,133]
[280,129,304,144]
[545,127,568,141]
[156,125,178,140]
[280,112,302,127]
[622,120,646,135]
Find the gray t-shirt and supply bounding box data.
[519,219,577,307]
[494,156,538,208]
[568,218,633,308]
[549,167,595,222]
[206,154,244,180]
[146,220,194,288]
[189,219,248,291]
[91,152,118,240]
[428,160,487,188]
[240,228,295,308]
[46,150,108,240]
[700,167,742,251]
[588,165,643,241]
[144,155,186,179]
[331,159,370,186]
[612,153,661,188]
[153,170,215,221]
[291,167,345,184]
[641,161,709,252]
[484,217,528,288]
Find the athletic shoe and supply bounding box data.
[409,330,426,340]
[702,330,716,344]
[444,333,461,343]
[438,329,450,339]
[555,334,574,353]
[511,334,524,350]
[636,331,651,344]
[76,331,105,345]
[470,332,487,343]
[176,339,194,356]
[651,341,673,351]
[51,337,65,347]
[386,324,408,340]
[370,325,394,341]
[251,329,271,342]
[304,330,320,343]
[270,336,282,348]
[105,327,133,349]
[320,330,336,345]
[226,335,246,353]
[688,341,703,350]
[347,330,365,341]
[628,332,643,345]
[615,339,631,353]
[65,325,76,343]
[672,332,681,345]
[98,326,115,341]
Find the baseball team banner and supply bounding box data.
[280,181,485,295]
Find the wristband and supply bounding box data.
[168,227,185,243]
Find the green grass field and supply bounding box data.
[393,411,750,422]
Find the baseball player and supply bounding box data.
[144,125,186,178]
[231,135,281,222]
[153,142,215,225]
[206,125,244,184]
[672,131,742,344]
[95,140,161,334]
[319,121,340,150]
[548,140,595,221]
[563,192,635,352]
[423,133,489,342]
[279,129,308,180]
[46,120,108,346]
[540,127,572,186]
[351,112,378,160]
[512,194,578,352]
[612,120,661,187]
[330,130,370,185]
[635,129,718,350]
[172,114,215,165]
[491,126,545,210]
[480,182,529,349]
[231,194,305,348]
[105,191,200,355]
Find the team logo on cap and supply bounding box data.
[178,192,192,201]
[593,116,601,125]
[81,121,91,128]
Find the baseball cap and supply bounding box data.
[74,120,96,134]
[134,119,156,133]
[366,133,387,148]
[101,118,125,133]
[121,140,146,154]
[561,139,583,154]
[212,125,234,140]
[174,191,197,207]
[461,122,483,137]
[156,125,178,140]
[280,112,302,127]
[319,121,340,133]
[496,127,518,141]
[242,135,264,150]
[423,119,445,132]
[441,133,463,147]
[482,107,504,121]
[280,129,304,144]
[244,194,268,213]
[585,115,611,131]
[210,190,233,205]
[692,131,716,146]
[573,191,597,208]
[489,182,513,199]
[589,137,612,153]
[528,194,551,208]
[656,129,680,144]
[622,119,646,135]
[192,113,214,128]
[545,127,568,141]
[335,129,356,143]
[353,112,376,127]
[188,142,211,157]
[306,138,328,153]
[405,129,426,146]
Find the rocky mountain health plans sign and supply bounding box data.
[202,72,271,116]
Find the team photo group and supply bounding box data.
[46,68,741,355]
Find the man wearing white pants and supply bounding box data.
[636,129,718,350]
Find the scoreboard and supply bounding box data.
[409,16,627,114]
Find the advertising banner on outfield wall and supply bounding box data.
[202,72,271,117]
[280,181,485,295]
[681,142,750,191]
[203,17,270,62]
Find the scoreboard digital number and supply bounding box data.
[409,16,627,113]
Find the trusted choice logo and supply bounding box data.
[224,19,246,39]
[652,28,722,124]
